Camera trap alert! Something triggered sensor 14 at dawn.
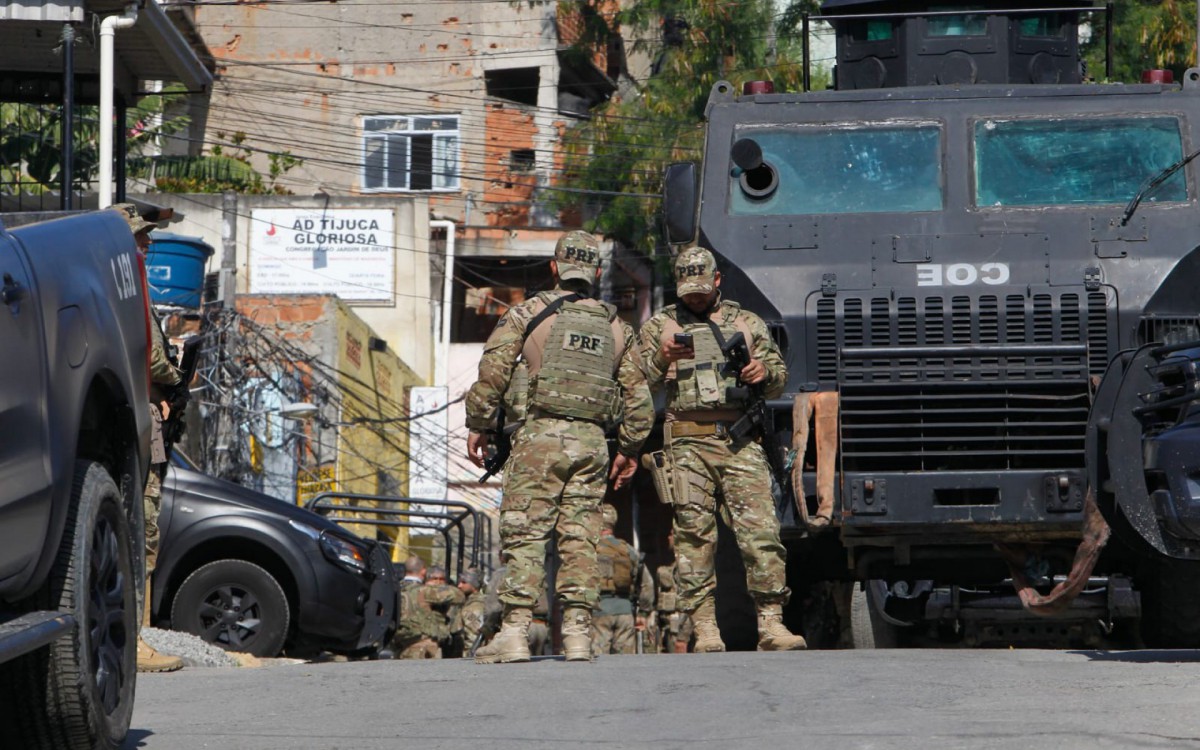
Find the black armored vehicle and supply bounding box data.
[663,0,1200,647]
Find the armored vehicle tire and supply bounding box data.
[171,559,290,657]
[849,581,900,649]
[1140,557,1200,648]
[0,461,138,750]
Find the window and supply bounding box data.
[728,124,944,216]
[362,115,459,192]
[1018,14,1066,39]
[849,19,895,42]
[926,8,988,37]
[484,68,540,107]
[509,149,536,172]
[974,117,1187,207]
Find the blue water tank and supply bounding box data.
[145,233,215,308]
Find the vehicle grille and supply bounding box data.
[817,292,1110,471]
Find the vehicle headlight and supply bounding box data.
[319,531,369,574]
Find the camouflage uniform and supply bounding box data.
[528,591,550,656]
[640,246,803,652]
[396,580,465,659]
[657,563,693,652]
[591,508,655,656]
[466,233,654,664]
[114,202,186,674]
[460,590,488,649]
[144,305,181,573]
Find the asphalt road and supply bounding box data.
[123,648,1200,750]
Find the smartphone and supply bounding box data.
[673,332,694,348]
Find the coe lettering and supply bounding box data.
[915,262,1010,287]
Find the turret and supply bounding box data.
[821,0,1089,89]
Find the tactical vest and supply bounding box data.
[668,311,745,412]
[527,297,618,422]
[597,535,634,595]
[397,581,446,643]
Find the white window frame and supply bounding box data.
[361,114,461,193]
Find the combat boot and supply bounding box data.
[137,637,184,673]
[474,607,532,664]
[691,601,725,653]
[756,604,807,651]
[561,607,593,661]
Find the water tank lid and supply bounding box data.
[148,232,216,257]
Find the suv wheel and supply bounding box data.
[0,461,137,750]
[171,560,290,657]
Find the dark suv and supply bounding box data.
[150,454,396,657]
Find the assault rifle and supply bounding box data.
[721,332,789,494]
[162,336,201,459]
[479,406,512,482]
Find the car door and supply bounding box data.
[0,231,51,587]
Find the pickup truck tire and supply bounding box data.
[0,461,137,750]
[171,559,290,657]
[849,581,900,649]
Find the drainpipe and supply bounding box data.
[430,219,456,387]
[98,4,138,209]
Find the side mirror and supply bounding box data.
[663,162,698,245]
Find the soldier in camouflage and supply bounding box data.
[396,563,465,658]
[591,504,654,656]
[657,530,693,653]
[113,203,186,674]
[457,570,487,653]
[466,230,654,663]
[639,246,806,653]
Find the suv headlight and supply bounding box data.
[318,531,369,574]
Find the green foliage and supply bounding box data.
[141,132,302,195]
[2,84,300,196]
[556,0,821,253]
[1083,0,1196,83]
[0,102,97,194]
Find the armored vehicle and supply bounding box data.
[663,0,1200,647]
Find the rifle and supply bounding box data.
[162,336,202,460]
[469,604,503,657]
[720,332,790,498]
[478,406,513,482]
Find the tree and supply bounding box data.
[1083,0,1196,83]
[555,0,820,254]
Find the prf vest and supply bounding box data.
[525,292,621,423]
[663,307,751,412]
[597,535,634,595]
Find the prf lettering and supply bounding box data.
[564,331,604,354]
[677,264,706,279]
[563,246,598,265]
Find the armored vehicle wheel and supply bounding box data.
[850,581,901,649]
[171,559,290,657]
[0,461,138,750]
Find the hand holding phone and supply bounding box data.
[673,332,694,348]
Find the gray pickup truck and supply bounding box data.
[0,210,151,749]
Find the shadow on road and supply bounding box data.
[1071,649,1200,663]
[121,729,153,748]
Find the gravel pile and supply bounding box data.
[141,627,241,668]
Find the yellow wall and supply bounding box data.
[332,299,423,558]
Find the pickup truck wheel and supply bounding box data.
[850,581,900,649]
[0,461,137,750]
[171,560,290,657]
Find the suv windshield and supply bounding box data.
[974,117,1187,207]
[729,124,943,216]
